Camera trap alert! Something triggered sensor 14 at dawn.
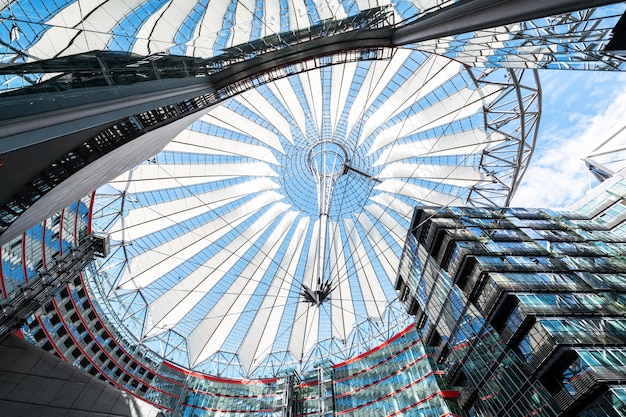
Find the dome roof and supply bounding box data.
[1,0,539,380]
[89,48,539,378]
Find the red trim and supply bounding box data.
[14,329,25,339]
[334,336,423,383]
[337,389,460,416]
[187,387,278,399]
[163,360,277,385]
[451,342,470,352]
[335,374,446,415]
[386,391,462,417]
[77,273,184,387]
[0,249,6,299]
[333,324,415,369]
[441,390,461,399]
[37,316,67,360]
[87,191,96,236]
[58,209,64,256]
[296,380,320,388]
[181,403,276,413]
[51,298,175,412]
[42,220,47,270]
[335,361,440,399]
[21,232,28,283]
[65,283,179,400]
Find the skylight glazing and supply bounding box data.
[0,0,453,65]
[88,48,539,378]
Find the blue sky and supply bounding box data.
[511,68,626,209]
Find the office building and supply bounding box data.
[397,199,626,416]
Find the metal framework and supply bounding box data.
[86,48,539,379]
[468,68,541,207]
[415,6,626,70]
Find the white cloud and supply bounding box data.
[511,71,626,209]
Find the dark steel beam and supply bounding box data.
[210,28,394,90]
[392,0,625,45]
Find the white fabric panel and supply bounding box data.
[145,201,289,337]
[27,27,82,60]
[263,0,282,36]
[171,131,280,165]
[328,220,354,342]
[184,15,215,58]
[330,62,357,137]
[373,129,497,166]
[30,1,104,59]
[267,77,307,140]
[118,190,284,290]
[110,177,279,240]
[355,212,400,283]
[361,55,460,140]
[45,1,101,27]
[369,193,415,220]
[144,234,251,336]
[63,32,113,57]
[193,0,232,55]
[347,53,410,137]
[313,0,347,21]
[288,0,311,30]
[133,2,195,55]
[288,220,320,361]
[240,89,294,144]
[186,22,215,58]
[291,307,319,364]
[375,178,464,207]
[107,163,279,193]
[230,0,255,46]
[354,0,378,14]
[300,71,324,137]
[79,0,146,33]
[343,218,387,319]
[204,105,285,154]
[109,162,278,185]
[363,203,406,248]
[189,209,298,366]
[379,163,486,185]
[130,6,172,55]
[368,84,501,155]
[33,17,113,58]
[239,217,311,372]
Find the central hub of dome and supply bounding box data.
[307,140,349,216]
[307,140,348,179]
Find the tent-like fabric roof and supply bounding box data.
[91,49,538,377]
[1,0,539,378]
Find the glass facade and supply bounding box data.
[332,325,464,417]
[0,195,92,297]
[21,268,466,416]
[397,204,626,416]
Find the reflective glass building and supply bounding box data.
[1,0,626,416]
[397,196,626,416]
